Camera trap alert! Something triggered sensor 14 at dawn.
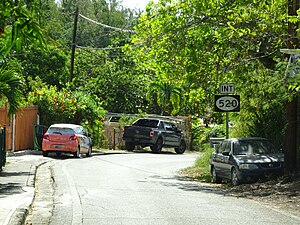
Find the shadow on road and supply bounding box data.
[150,174,225,196]
[92,149,177,156]
[0,182,25,197]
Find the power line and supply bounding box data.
[76,45,123,50]
[79,13,134,33]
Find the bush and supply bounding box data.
[191,119,225,150]
[27,86,106,146]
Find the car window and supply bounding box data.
[164,122,174,130]
[220,141,230,153]
[224,141,231,153]
[158,121,164,129]
[74,127,84,135]
[233,140,278,155]
[134,119,158,128]
[48,127,75,135]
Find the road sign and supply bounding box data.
[220,83,234,94]
[215,95,240,112]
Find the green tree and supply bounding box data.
[0,0,45,114]
[148,80,184,115]
[131,0,292,144]
[0,68,23,114]
[14,45,69,91]
[71,47,147,113]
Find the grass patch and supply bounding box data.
[180,144,214,182]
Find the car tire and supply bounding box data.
[231,167,240,186]
[125,142,135,151]
[56,152,62,157]
[86,146,92,157]
[175,140,186,154]
[74,146,80,158]
[151,137,163,153]
[211,166,222,183]
[42,151,48,157]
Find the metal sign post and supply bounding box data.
[226,112,229,139]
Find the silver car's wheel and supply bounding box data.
[86,146,92,157]
[231,168,240,186]
[74,146,80,158]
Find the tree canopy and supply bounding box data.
[1,0,300,158]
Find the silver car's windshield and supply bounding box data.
[233,140,278,155]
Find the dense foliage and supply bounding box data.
[1,0,300,154]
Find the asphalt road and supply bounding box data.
[26,151,300,225]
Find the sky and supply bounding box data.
[121,0,152,10]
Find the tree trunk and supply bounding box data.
[284,0,300,175]
[284,98,298,174]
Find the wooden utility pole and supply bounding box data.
[285,0,300,174]
[70,7,79,82]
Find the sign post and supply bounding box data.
[215,84,239,139]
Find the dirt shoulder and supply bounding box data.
[223,177,300,217]
[179,167,300,217]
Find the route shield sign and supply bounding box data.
[215,95,240,112]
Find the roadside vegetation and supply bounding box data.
[0,1,299,171]
[180,144,214,183]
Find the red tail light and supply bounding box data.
[69,135,77,141]
[150,131,154,137]
[43,134,49,140]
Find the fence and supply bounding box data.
[0,126,6,171]
[0,104,38,151]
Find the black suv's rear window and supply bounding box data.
[133,119,159,128]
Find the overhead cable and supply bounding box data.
[79,14,135,33]
[76,45,124,50]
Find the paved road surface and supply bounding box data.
[26,151,300,225]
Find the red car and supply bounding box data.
[42,124,92,158]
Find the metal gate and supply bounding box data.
[0,126,6,171]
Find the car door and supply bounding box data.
[163,122,174,145]
[216,140,232,179]
[220,141,234,179]
[212,140,227,177]
[164,122,180,146]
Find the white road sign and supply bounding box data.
[220,83,235,94]
[215,95,240,112]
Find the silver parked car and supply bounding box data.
[209,137,284,185]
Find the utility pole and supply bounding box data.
[285,0,300,174]
[70,7,79,82]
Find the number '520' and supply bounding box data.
[215,95,240,112]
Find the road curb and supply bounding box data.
[6,150,42,157]
[24,161,55,225]
[4,159,47,225]
[8,208,29,225]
